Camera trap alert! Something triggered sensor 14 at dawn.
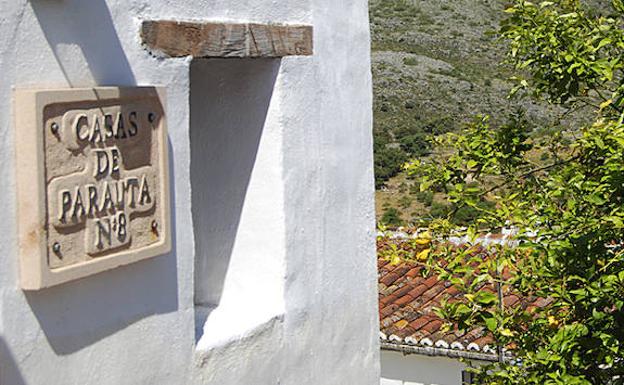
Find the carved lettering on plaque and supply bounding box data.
[15,88,171,290]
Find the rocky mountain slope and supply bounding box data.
[370,0,586,225]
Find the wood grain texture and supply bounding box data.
[141,21,313,58]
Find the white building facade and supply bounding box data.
[0,0,380,384]
[379,344,494,385]
[381,350,472,385]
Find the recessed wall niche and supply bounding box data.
[190,59,286,345]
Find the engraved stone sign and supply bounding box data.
[15,87,171,290]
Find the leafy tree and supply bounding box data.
[404,1,624,383]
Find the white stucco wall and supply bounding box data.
[380,350,473,385]
[0,0,379,384]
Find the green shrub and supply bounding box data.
[380,207,404,227]
[402,57,419,66]
[374,142,408,188]
[398,196,413,209]
[428,202,449,218]
[399,133,430,157]
[415,190,434,206]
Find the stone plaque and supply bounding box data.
[15,87,171,290]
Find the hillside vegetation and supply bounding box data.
[371,0,591,225]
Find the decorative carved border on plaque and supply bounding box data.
[141,20,313,58]
[14,87,171,290]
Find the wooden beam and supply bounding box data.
[141,20,313,58]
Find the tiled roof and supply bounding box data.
[377,239,549,359]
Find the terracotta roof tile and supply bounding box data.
[394,319,410,330]
[409,315,434,331]
[393,265,412,277]
[407,284,429,298]
[378,284,393,296]
[419,284,448,304]
[384,325,400,336]
[503,294,520,307]
[406,267,422,278]
[422,275,439,288]
[392,284,414,298]
[380,303,400,318]
[380,272,400,286]
[462,327,487,343]
[395,295,414,306]
[533,297,553,308]
[403,309,421,323]
[378,236,549,356]
[472,335,495,347]
[396,326,417,339]
[380,317,395,329]
[422,319,444,334]
[379,293,399,307]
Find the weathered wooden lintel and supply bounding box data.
[141,20,313,58]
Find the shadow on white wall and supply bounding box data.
[0,337,26,385]
[30,0,136,86]
[20,1,179,357]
